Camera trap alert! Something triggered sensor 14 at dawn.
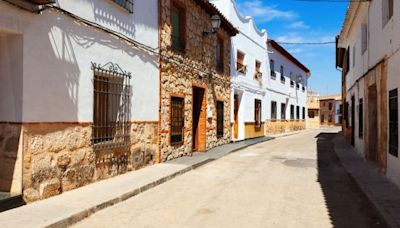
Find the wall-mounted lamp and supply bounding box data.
[203,15,221,37]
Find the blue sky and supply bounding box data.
[236,0,348,96]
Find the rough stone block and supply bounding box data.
[23,188,40,203]
[39,178,60,199]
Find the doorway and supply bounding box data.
[192,87,206,152]
[234,94,239,139]
[351,96,355,146]
[368,85,378,162]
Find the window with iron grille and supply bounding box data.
[171,96,184,144]
[217,101,224,138]
[389,89,398,157]
[112,0,133,13]
[329,102,333,110]
[92,62,131,151]
[302,107,305,120]
[281,103,286,120]
[255,99,262,127]
[290,105,294,120]
[271,101,277,120]
[171,4,185,52]
[359,98,363,139]
[296,106,300,119]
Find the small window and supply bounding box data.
[255,60,262,79]
[280,65,285,82]
[270,59,276,79]
[281,103,286,120]
[255,99,262,127]
[389,89,398,157]
[171,96,184,144]
[171,4,185,52]
[290,105,295,120]
[112,0,133,13]
[271,101,277,120]
[328,115,332,123]
[237,51,246,73]
[321,114,325,123]
[216,37,224,72]
[308,109,315,118]
[361,24,368,54]
[352,45,356,68]
[302,86,305,92]
[217,101,224,138]
[296,83,300,90]
[302,107,305,120]
[290,80,295,88]
[359,98,363,139]
[296,106,300,119]
[329,103,333,110]
[383,0,394,27]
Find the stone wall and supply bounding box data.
[159,0,232,161]
[265,120,306,135]
[18,122,157,203]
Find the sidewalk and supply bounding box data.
[334,134,400,228]
[0,136,271,228]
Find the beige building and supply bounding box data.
[307,91,320,129]
[319,95,342,126]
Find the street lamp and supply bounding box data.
[203,14,221,37]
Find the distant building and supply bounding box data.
[307,91,320,129]
[319,95,342,126]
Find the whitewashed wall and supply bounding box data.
[212,0,269,140]
[0,0,159,122]
[266,45,309,121]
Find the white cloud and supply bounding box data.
[287,21,310,29]
[275,33,335,44]
[238,0,296,22]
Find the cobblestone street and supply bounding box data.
[73,129,384,228]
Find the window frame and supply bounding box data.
[255,99,262,128]
[270,59,276,79]
[389,89,398,157]
[216,36,224,73]
[281,103,286,120]
[171,2,186,53]
[255,60,262,79]
[290,105,295,120]
[216,101,224,138]
[271,101,277,120]
[237,50,246,74]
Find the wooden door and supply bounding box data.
[192,87,206,151]
[234,95,239,139]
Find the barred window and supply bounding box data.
[359,98,363,139]
[302,107,305,120]
[290,105,295,120]
[296,106,300,119]
[255,99,262,127]
[281,103,286,120]
[217,101,224,138]
[270,101,277,120]
[389,89,398,157]
[92,62,131,151]
[112,0,133,13]
[171,96,184,144]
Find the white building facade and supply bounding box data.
[265,40,310,135]
[0,0,159,202]
[337,0,400,188]
[211,0,269,140]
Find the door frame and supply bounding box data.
[192,86,206,152]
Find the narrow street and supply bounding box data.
[73,129,384,228]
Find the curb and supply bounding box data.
[46,138,271,228]
[332,135,398,228]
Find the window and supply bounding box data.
[296,106,300,119]
[296,83,300,90]
[361,24,368,54]
[308,109,315,118]
[217,101,224,138]
[281,103,286,120]
[271,101,277,120]
[290,105,295,120]
[352,45,356,68]
[389,89,398,157]
[171,4,185,52]
[345,102,349,128]
[255,60,262,79]
[383,0,394,27]
[290,80,295,88]
[112,0,133,13]
[237,51,246,73]
[302,86,305,92]
[270,59,276,78]
[328,115,332,123]
[255,99,262,127]
[329,103,333,110]
[321,115,325,123]
[171,96,184,144]
[92,63,131,151]
[280,65,285,82]
[216,37,224,72]
[359,98,363,139]
[302,107,305,120]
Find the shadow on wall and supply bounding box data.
[315,132,384,227]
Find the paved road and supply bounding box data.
[73,129,384,228]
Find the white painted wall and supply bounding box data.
[0,0,159,122]
[339,0,400,188]
[266,45,309,123]
[335,100,342,125]
[212,0,269,140]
